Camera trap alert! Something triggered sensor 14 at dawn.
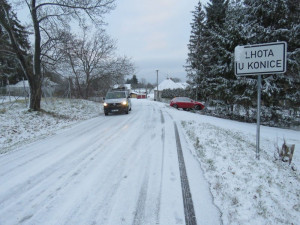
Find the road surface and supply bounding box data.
[0,100,221,225]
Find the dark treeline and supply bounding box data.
[186,0,300,128]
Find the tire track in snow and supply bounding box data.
[0,117,110,175]
[63,113,149,224]
[59,104,156,225]
[132,106,161,225]
[164,110,197,224]
[1,111,138,172]
[132,162,150,225]
[22,117,141,224]
[0,115,139,219]
[57,139,142,225]
[174,122,197,225]
[1,132,117,220]
[155,110,166,224]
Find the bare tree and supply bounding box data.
[0,0,115,110]
[101,56,135,84]
[87,56,135,96]
[60,27,135,98]
[60,28,116,98]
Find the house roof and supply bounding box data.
[157,78,187,91]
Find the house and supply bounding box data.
[137,93,146,99]
[130,87,148,99]
[5,80,30,96]
[154,78,187,101]
[130,91,138,98]
[5,78,59,97]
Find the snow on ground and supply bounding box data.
[0,98,102,153]
[167,105,300,225]
[1,97,299,225]
[181,121,299,224]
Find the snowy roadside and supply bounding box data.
[1,98,299,225]
[180,117,300,225]
[0,98,102,154]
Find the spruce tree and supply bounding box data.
[243,0,300,115]
[186,1,211,101]
[203,0,233,108]
[206,0,229,29]
[186,1,206,78]
[0,0,30,85]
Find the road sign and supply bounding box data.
[234,41,287,160]
[235,42,287,76]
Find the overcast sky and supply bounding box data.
[105,0,208,84]
[13,0,208,85]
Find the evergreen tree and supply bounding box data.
[125,75,138,88]
[186,1,211,100]
[186,1,206,76]
[243,0,300,113]
[186,0,299,126]
[286,0,300,78]
[203,0,232,106]
[206,0,229,28]
[132,75,138,85]
[0,0,30,85]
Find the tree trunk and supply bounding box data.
[29,0,42,111]
[29,81,42,110]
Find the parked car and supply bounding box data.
[103,89,131,115]
[170,97,204,110]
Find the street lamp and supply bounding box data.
[156,69,159,101]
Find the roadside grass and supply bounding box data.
[181,120,300,225]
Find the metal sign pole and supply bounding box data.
[256,75,262,159]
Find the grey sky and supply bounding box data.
[105,0,207,84]
[13,0,208,84]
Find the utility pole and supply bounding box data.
[156,69,159,101]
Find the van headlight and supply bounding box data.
[122,101,127,105]
[103,102,108,107]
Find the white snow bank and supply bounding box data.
[179,116,300,225]
[0,98,102,153]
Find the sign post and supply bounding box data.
[256,75,261,159]
[234,42,287,159]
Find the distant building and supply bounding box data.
[154,78,187,101]
[130,87,148,99]
[5,79,59,97]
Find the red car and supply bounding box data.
[170,97,205,110]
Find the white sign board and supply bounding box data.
[234,42,287,76]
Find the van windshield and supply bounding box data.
[106,92,126,99]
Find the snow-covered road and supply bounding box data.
[0,100,221,225]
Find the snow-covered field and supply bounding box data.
[0,97,299,225]
[0,98,101,154]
